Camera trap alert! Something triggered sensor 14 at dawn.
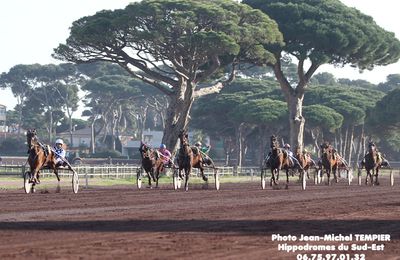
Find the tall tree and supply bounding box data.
[0,64,40,136]
[0,64,80,141]
[377,74,400,93]
[82,75,141,152]
[303,104,343,155]
[244,0,400,149]
[53,0,283,152]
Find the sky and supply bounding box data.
[0,0,399,112]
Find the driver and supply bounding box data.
[54,139,66,167]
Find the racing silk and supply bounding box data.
[200,146,210,154]
[54,146,66,163]
[158,148,171,164]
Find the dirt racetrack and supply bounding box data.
[0,177,399,260]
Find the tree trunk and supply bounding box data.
[348,126,354,166]
[161,80,194,155]
[288,94,305,150]
[310,128,321,157]
[48,111,53,142]
[137,105,148,141]
[235,123,245,167]
[343,127,349,159]
[90,119,96,154]
[338,129,343,155]
[69,115,74,147]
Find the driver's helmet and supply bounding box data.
[160,144,166,149]
[195,141,201,147]
[284,143,290,149]
[55,139,64,145]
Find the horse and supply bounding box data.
[319,142,342,185]
[361,142,383,185]
[26,129,60,191]
[266,135,293,189]
[139,142,164,188]
[177,129,208,191]
[294,147,316,180]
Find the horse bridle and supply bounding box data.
[140,145,152,159]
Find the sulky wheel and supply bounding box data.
[136,167,143,189]
[214,170,220,190]
[261,169,266,190]
[357,168,362,186]
[173,169,180,190]
[72,170,79,194]
[347,169,353,186]
[390,169,394,186]
[301,171,306,190]
[24,171,34,194]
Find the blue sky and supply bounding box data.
[0,0,399,111]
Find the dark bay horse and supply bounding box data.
[26,129,60,189]
[177,129,207,191]
[267,135,292,189]
[361,142,383,185]
[139,142,164,188]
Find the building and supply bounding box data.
[122,129,164,158]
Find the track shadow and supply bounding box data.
[0,219,398,239]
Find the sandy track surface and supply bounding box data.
[0,178,399,260]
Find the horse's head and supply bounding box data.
[26,129,38,150]
[139,142,152,159]
[368,141,376,153]
[295,146,302,156]
[270,135,279,150]
[320,142,333,161]
[321,142,333,154]
[178,129,189,147]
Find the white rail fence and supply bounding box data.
[0,164,266,178]
[1,163,399,180]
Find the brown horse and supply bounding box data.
[361,142,383,185]
[294,147,316,179]
[267,135,292,189]
[26,129,60,190]
[139,142,164,188]
[177,129,207,191]
[319,142,344,185]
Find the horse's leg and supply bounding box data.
[270,169,274,186]
[200,166,208,182]
[326,168,331,185]
[375,167,380,185]
[285,169,289,189]
[276,167,280,181]
[365,169,370,185]
[155,165,162,188]
[155,169,159,188]
[371,168,376,186]
[184,168,190,191]
[178,168,183,179]
[333,167,338,183]
[31,165,41,184]
[147,170,153,188]
[54,167,61,193]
